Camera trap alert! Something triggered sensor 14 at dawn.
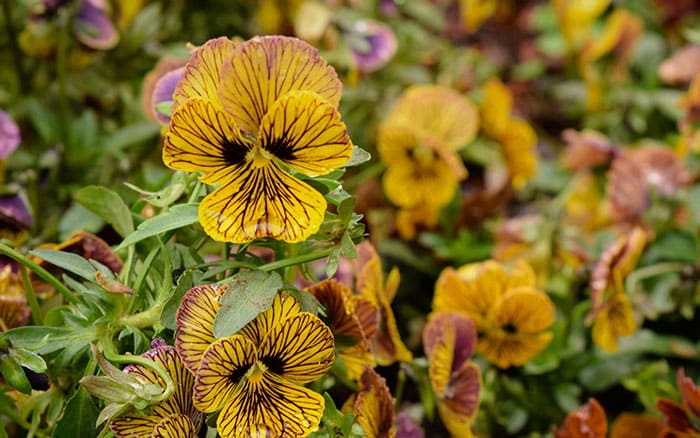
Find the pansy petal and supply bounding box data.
[426,318,455,397]
[110,414,162,438]
[164,99,254,185]
[423,312,477,373]
[443,362,481,420]
[353,368,396,438]
[193,335,256,412]
[493,288,555,334]
[478,331,553,369]
[257,312,335,384]
[591,293,636,353]
[374,300,414,366]
[384,85,479,151]
[481,78,512,140]
[172,36,238,108]
[218,35,342,135]
[339,342,376,381]
[152,413,196,438]
[382,157,459,209]
[239,292,301,346]
[176,284,228,373]
[198,161,326,243]
[217,371,325,438]
[258,90,352,176]
[308,279,364,340]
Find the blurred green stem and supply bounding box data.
[0,0,28,93]
[0,242,79,304]
[18,265,42,325]
[625,262,686,294]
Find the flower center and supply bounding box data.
[246,360,268,384]
[247,147,274,168]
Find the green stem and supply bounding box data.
[394,367,407,410]
[118,304,164,329]
[18,265,42,326]
[0,0,28,93]
[101,336,173,404]
[0,243,79,305]
[259,247,335,272]
[625,262,686,294]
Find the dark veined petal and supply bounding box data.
[176,284,228,373]
[442,362,481,422]
[172,36,238,108]
[163,99,254,186]
[216,370,325,438]
[257,90,352,176]
[257,312,335,384]
[198,160,326,243]
[238,292,301,347]
[110,340,201,437]
[352,368,396,438]
[307,279,365,341]
[193,334,256,413]
[152,413,197,438]
[218,35,342,135]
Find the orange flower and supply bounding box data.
[554,398,607,438]
[344,368,396,438]
[657,368,700,437]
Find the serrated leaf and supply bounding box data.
[30,249,97,282]
[53,387,99,438]
[75,186,134,238]
[213,271,283,338]
[116,203,199,250]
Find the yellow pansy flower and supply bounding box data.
[433,260,555,368]
[164,35,353,243]
[378,85,478,216]
[343,368,396,438]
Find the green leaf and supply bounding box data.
[103,121,161,153]
[116,203,199,250]
[0,354,31,394]
[345,146,371,167]
[644,229,698,263]
[75,186,134,238]
[161,270,193,330]
[30,249,97,282]
[4,326,98,356]
[52,387,99,438]
[213,271,283,338]
[10,347,47,373]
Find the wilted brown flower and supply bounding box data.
[554,398,607,438]
[561,129,617,172]
[607,146,692,224]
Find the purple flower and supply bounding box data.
[0,195,33,231]
[152,67,184,124]
[396,411,425,438]
[348,20,397,73]
[73,0,118,50]
[0,110,20,160]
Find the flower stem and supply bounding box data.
[259,247,334,272]
[0,0,28,93]
[18,265,42,325]
[625,262,687,294]
[0,242,79,305]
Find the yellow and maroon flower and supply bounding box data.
[433,260,555,368]
[189,292,335,437]
[423,312,481,437]
[0,264,30,331]
[356,242,413,366]
[378,85,478,220]
[344,367,396,438]
[307,279,378,381]
[164,35,353,243]
[109,339,202,437]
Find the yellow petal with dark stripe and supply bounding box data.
[110,414,160,438]
[257,312,335,384]
[218,35,342,135]
[152,414,197,438]
[193,334,256,412]
[353,368,396,438]
[258,91,352,176]
[172,36,238,108]
[426,320,455,397]
[176,284,228,373]
[216,371,325,438]
[239,292,300,346]
[163,99,253,185]
[198,161,326,243]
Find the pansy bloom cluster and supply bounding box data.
[163,35,353,243]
